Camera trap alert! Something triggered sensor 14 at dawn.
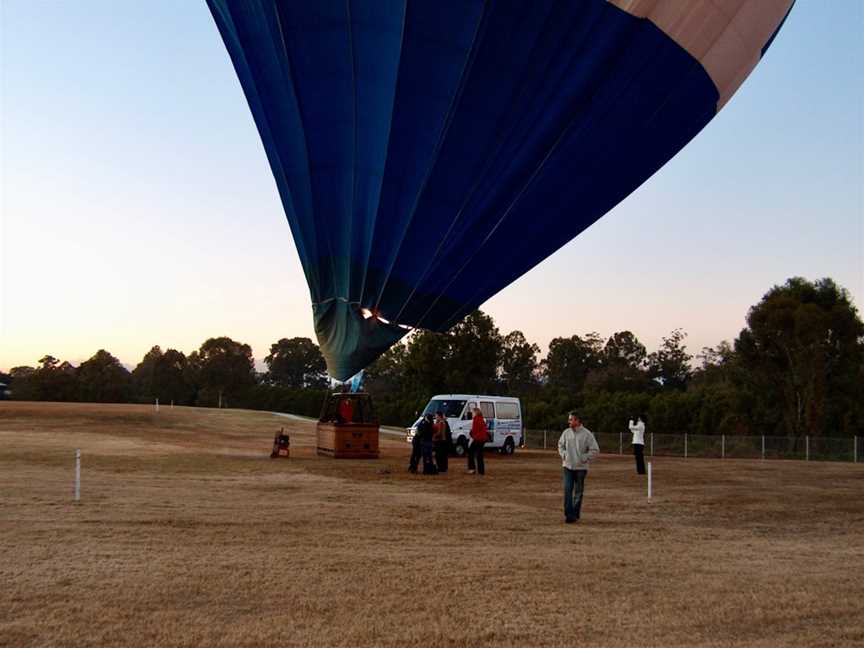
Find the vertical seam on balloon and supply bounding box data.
[371,0,491,316]
[356,1,408,310]
[272,3,341,305]
[396,3,604,327]
[347,0,357,305]
[417,13,681,331]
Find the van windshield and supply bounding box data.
[422,399,467,418]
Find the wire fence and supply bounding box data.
[523,430,861,463]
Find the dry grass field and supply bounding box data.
[1,402,862,648]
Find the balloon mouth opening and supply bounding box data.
[360,307,412,330]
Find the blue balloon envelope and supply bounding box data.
[207,0,794,380]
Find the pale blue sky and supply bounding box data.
[1,1,862,372]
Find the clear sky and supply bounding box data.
[1,1,862,372]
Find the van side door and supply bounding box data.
[480,401,495,445]
[495,401,521,446]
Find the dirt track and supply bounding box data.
[1,402,862,647]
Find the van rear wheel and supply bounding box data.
[502,438,515,456]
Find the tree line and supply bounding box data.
[3,277,862,438]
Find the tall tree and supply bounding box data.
[132,346,164,400]
[647,329,692,390]
[402,330,452,396]
[500,330,540,393]
[7,366,38,400]
[77,350,131,402]
[264,337,327,388]
[155,349,193,404]
[14,356,80,401]
[735,277,864,437]
[446,310,503,393]
[364,341,408,396]
[543,333,604,393]
[583,331,651,393]
[197,337,256,407]
[603,331,647,369]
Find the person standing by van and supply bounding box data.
[558,412,600,523]
[629,415,646,475]
[467,407,489,475]
[409,414,433,474]
[433,411,451,473]
[419,413,438,474]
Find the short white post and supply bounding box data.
[684,433,688,459]
[806,436,810,461]
[647,462,652,499]
[171,400,174,409]
[619,431,623,455]
[74,449,81,502]
[543,430,547,449]
[155,398,159,413]
[761,435,765,460]
[722,434,726,459]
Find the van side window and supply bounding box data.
[480,401,495,420]
[463,402,477,420]
[497,402,519,420]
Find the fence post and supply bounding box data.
[619,432,623,455]
[806,436,810,461]
[543,430,547,450]
[74,449,81,502]
[721,434,725,459]
[761,435,765,460]
[684,433,688,459]
[650,432,654,457]
[647,462,652,499]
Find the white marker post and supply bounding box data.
[74,449,81,502]
[155,398,159,413]
[647,462,652,500]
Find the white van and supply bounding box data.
[405,394,523,456]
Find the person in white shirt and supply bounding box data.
[557,412,600,524]
[629,415,646,475]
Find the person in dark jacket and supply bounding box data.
[466,407,489,475]
[409,414,429,473]
[419,413,437,474]
[432,411,452,473]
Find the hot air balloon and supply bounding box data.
[207,0,795,381]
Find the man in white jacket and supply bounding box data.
[558,412,600,523]
[629,415,646,475]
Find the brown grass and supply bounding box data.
[1,401,862,647]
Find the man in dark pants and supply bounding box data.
[466,407,489,475]
[557,412,600,523]
[409,414,432,473]
[420,413,437,474]
[433,411,451,473]
[629,415,646,475]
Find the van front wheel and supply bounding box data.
[454,438,468,457]
[502,438,515,456]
